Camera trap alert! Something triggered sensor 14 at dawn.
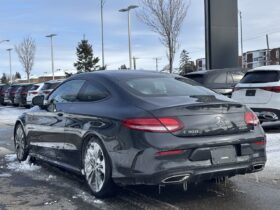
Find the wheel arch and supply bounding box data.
[80,132,113,172]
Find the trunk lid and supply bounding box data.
[141,95,249,137]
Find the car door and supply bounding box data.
[62,80,111,169]
[26,79,85,162]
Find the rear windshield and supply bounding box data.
[185,74,204,84]
[29,85,39,91]
[41,82,60,90]
[240,71,279,84]
[124,77,209,97]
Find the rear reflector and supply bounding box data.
[122,117,183,133]
[254,141,266,145]
[156,150,184,156]
[245,112,259,126]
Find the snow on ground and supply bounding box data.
[266,133,280,169]
[5,154,41,172]
[0,107,26,124]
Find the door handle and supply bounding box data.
[57,113,64,117]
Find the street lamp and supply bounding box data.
[119,5,138,70]
[46,34,57,80]
[100,0,105,68]
[6,48,12,84]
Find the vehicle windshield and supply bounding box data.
[41,82,60,90]
[240,71,279,83]
[124,77,210,97]
[29,85,39,91]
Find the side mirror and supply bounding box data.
[32,95,45,107]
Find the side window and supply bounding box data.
[226,72,234,84]
[78,81,110,102]
[232,71,244,83]
[208,73,227,84]
[48,80,85,103]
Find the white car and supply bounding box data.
[26,83,44,106]
[232,65,280,124]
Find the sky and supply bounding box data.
[0,0,280,78]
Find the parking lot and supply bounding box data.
[1,106,280,210]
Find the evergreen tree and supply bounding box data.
[1,73,8,84]
[179,50,195,75]
[74,39,100,73]
[119,64,128,70]
[15,72,21,79]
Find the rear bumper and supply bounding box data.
[113,158,266,185]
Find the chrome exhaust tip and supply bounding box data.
[162,174,190,184]
[253,164,264,171]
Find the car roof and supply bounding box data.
[249,65,280,72]
[186,68,245,76]
[72,70,176,81]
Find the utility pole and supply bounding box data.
[133,57,139,70]
[239,11,244,68]
[266,34,270,66]
[153,57,161,71]
[100,0,105,68]
[6,49,12,84]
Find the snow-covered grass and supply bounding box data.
[0,107,26,124]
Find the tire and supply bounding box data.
[14,124,29,162]
[83,138,116,198]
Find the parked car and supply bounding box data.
[4,84,21,105]
[39,80,64,98]
[14,71,266,198]
[14,84,34,107]
[183,68,245,97]
[26,83,44,107]
[232,65,280,124]
[0,84,10,105]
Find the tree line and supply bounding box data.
[1,0,195,83]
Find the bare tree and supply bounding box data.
[138,0,189,73]
[15,37,36,82]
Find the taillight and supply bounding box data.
[31,91,38,95]
[43,91,50,95]
[245,112,259,126]
[260,86,280,93]
[122,117,183,133]
[21,92,27,95]
[156,150,184,156]
[254,140,266,145]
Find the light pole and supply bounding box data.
[46,34,57,80]
[6,48,12,84]
[119,5,138,70]
[153,57,162,71]
[100,0,105,68]
[239,11,244,68]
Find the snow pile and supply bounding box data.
[265,133,280,171]
[5,154,41,172]
[0,108,26,124]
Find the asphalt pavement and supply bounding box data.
[0,106,279,210]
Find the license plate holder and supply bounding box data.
[211,146,236,165]
[246,89,256,96]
